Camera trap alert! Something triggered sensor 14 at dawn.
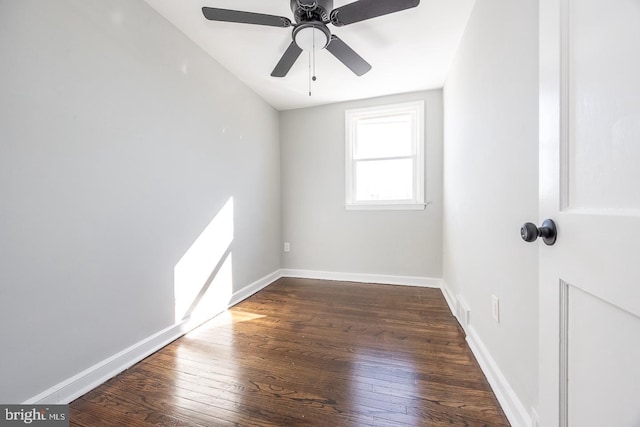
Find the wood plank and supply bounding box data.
[70,278,509,426]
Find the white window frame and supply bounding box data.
[345,100,425,210]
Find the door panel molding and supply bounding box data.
[559,280,569,427]
[560,279,640,427]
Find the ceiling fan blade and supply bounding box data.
[326,35,372,76]
[330,0,420,26]
[202,7,292,28]
[271,42,303,77]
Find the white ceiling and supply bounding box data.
[143,0,475,111]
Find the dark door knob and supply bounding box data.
[521,219,557,246]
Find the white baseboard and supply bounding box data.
[26,269,281,405]
[231,270,280,304]
[25,322,187,405]
[440,280,531,427]
[279,268,442,288]
[440,280,458,317]
[466,326,532,427]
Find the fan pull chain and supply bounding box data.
[312,27,317,81]
[308,51,312,96]
[308,27,318,97]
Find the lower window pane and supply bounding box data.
[355,159,413,201]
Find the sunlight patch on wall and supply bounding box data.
[174,197,234,324]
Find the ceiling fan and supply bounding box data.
[202,0,420,78]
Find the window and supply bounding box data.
[345,101,425,210]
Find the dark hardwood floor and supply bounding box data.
[70,278,510,426]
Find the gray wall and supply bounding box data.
[443,0,539,413]
[0,0,280,403]
[280,91,443,278]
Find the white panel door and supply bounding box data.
[538,0,640,426]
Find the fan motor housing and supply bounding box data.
[290,0,333,23]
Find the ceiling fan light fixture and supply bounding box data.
[293,23,330,51]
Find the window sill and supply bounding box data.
[345,202,428,211]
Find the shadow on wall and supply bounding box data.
[173,197,234,326]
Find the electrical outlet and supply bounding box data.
[491,295,500,323]
[284,242,290,252]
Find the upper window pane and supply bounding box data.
[355,115,413,159]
